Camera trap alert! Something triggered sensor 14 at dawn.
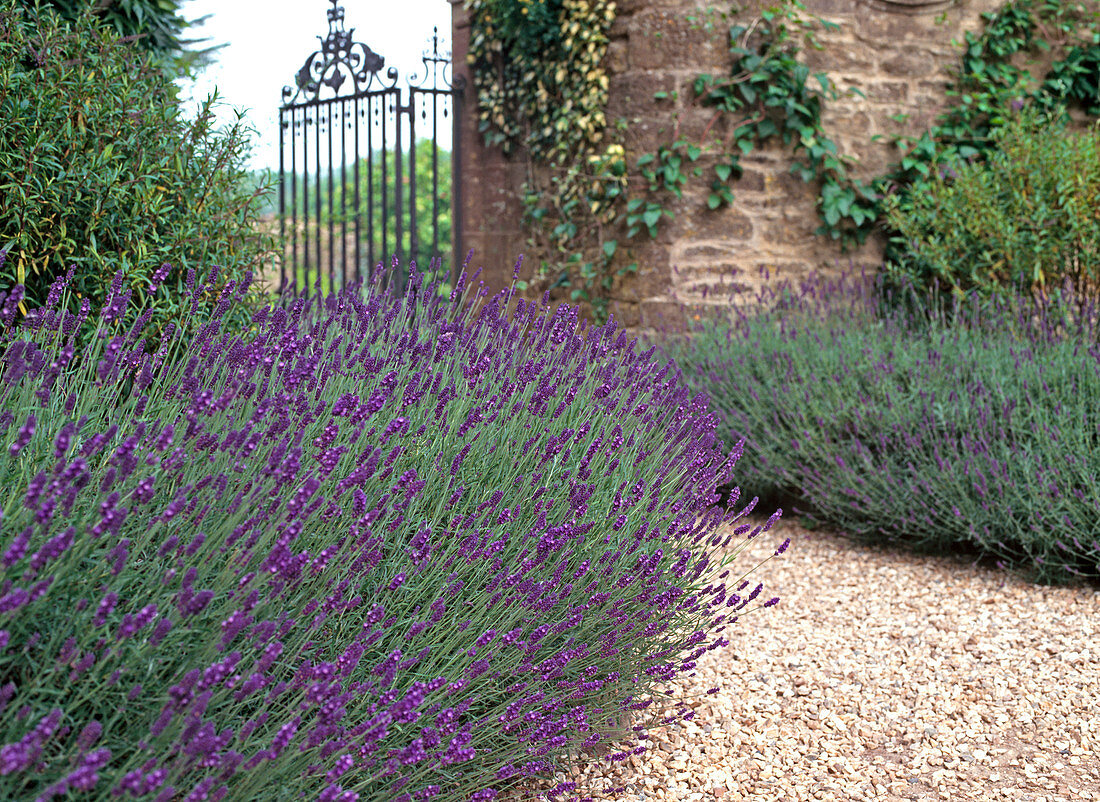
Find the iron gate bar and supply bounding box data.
[313,104,321,293]
[381,92,390,288]
[364,97,372,275]
[278,0,464,297]
[353,95,361,285]
[326,105,334,287]
[431,86,439,260]
[278,106,285,292]
[340,98,347,285]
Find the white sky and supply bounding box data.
[176,0,455,172]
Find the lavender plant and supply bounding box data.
[663,270,1100,585]
[0,251,782,801]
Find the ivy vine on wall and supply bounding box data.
[466,0,1100,322]
[465,0,630,320]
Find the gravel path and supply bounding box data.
[501,517,1100,801]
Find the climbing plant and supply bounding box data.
[639,0,1100,273]
[465,0,629,319]
[637,0,876,248]
[467,0,1100,321]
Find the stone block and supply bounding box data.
[677,279,750,304]
[606,39,628,74]
[802,42,876,73]
[881,51,938,78]
[609,71,681,119]
[804,0,862,14]
[671,261,747,286]
[748,260,815,284]
[613,245,671,302]
[628,11,725,71]
[820,109,877,139]
[449,0,469,28]
[865,80,911,104]
[765,216,820,247]
[769,169,819,200]
[674,241,740,264]
[674,108,729,145]
[676,69,730,111]
[852,14,939,43]
[672,205,754,242]
[730,168,766,193]
[618,118,675,158]
[606,300,641,329]
[615,0,684,14]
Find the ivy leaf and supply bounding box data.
[642,208,662,228]
[715,163,732,182]
[602,240,617,258]
[707,193,722,210]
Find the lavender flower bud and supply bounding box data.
[9,413,36,456]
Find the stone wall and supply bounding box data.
[451,0,1006,328]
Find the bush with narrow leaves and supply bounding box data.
[0,1,276,340]
[663,270,1100,585]
[883,104,1100,302]
[0,253,782,801]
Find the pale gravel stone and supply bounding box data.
[498,517,1100,801]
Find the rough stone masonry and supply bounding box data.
[450,0,1005,333]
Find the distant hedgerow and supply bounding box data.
[0,254,782,800]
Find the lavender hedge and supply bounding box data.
[662,271,1100,585]
[0,253,781,801]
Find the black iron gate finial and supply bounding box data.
[282,1,394,106]
[408,26,466,94]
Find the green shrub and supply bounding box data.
[662,271,1100,585]
[883,105,1100,301]
[16,0,219,78]
[0,0,277,340]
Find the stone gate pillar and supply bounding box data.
[449,0,529,298]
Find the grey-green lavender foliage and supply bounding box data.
[661,269,1100,585]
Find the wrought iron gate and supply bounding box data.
[278,0,464,296]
